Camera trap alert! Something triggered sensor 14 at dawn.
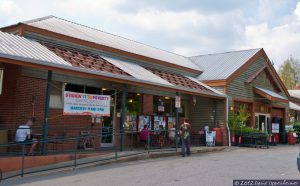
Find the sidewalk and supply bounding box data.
[2,146,228,180]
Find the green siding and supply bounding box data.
[189,96,224,131]
[228,57,288,100]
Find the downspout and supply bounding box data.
[226,96,231,146]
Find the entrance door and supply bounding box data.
[101,90,116,148]
[255,113,270,133]
[101,117,113,147]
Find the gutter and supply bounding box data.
[226,96,231,146]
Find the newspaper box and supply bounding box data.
[206,131,216,147]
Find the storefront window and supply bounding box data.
[153,96,176,116]
[0,68,3,95]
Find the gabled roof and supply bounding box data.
[189,48,261,81]
[9,15,201,74]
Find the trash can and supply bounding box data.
[0,130,8,153]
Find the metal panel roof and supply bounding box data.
[0,30,225,98]
[186,76,226,96]
[190,48,261,81]
[0,31,71,66]
[23,16,200,72]
[102,55,173,86]
[255,86,287,100]
[289,101,300,111]
[288,90,300,99]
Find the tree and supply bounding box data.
[278,56,300,89]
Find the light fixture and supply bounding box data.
[137,93,140,96]
[230,106,234,111]
[164,96,170,100]
[102,88,107,91]
[129,99,133,103]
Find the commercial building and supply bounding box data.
[0,16,226,151]
[190,49,290,142]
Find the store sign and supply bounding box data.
[175,96,181,108]
[63,91,110,116]
[272,123,279,133]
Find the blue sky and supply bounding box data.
[0,0,299,69]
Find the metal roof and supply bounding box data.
[288,90,300,99]
[186,76,226,96]
[0,31,224,98]
[255,86,287,100]
[0,31,71,66]
[289,101,300,111]
[190,48,261,81]
[23,16,200,72]
[101,55,173,86]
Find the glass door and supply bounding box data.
[255,113,270,133]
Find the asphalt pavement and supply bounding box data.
[2,145,299,186]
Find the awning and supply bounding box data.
[289,101,300,111]
[253,86,288,103]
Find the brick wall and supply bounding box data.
[142,94,153,115]
[0,64,96,151]
[0,63,19,129]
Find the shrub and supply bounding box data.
[293,122,300,135]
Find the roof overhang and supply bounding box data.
[1,23,202,75]
[289,101,300,111]
[0,56,225,99]
[253,87,288,103]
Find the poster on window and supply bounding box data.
[138,115,152,131]
[63,91,110,116]
[272,123,279,133]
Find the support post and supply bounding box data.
[42,70,52,155]
[175,92,179,152]
[120,89,127,151]
[213,100,217,127]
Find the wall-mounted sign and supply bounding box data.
[175,96,181,108]
[272,123,279,133]
[63,91,110,116]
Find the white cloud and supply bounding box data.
[294,2,300,20]
[0,0,299,70]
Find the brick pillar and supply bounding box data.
[142,94,153,115]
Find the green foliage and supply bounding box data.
[278,56,300,89]
[228,105,251,134]
[293,122,300,135]
[240,126,261,134]
[228,110,238,132]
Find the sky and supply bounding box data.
[0,0,300,69]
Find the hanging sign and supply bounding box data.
[63,91,110,116]
[175,96,181,108]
